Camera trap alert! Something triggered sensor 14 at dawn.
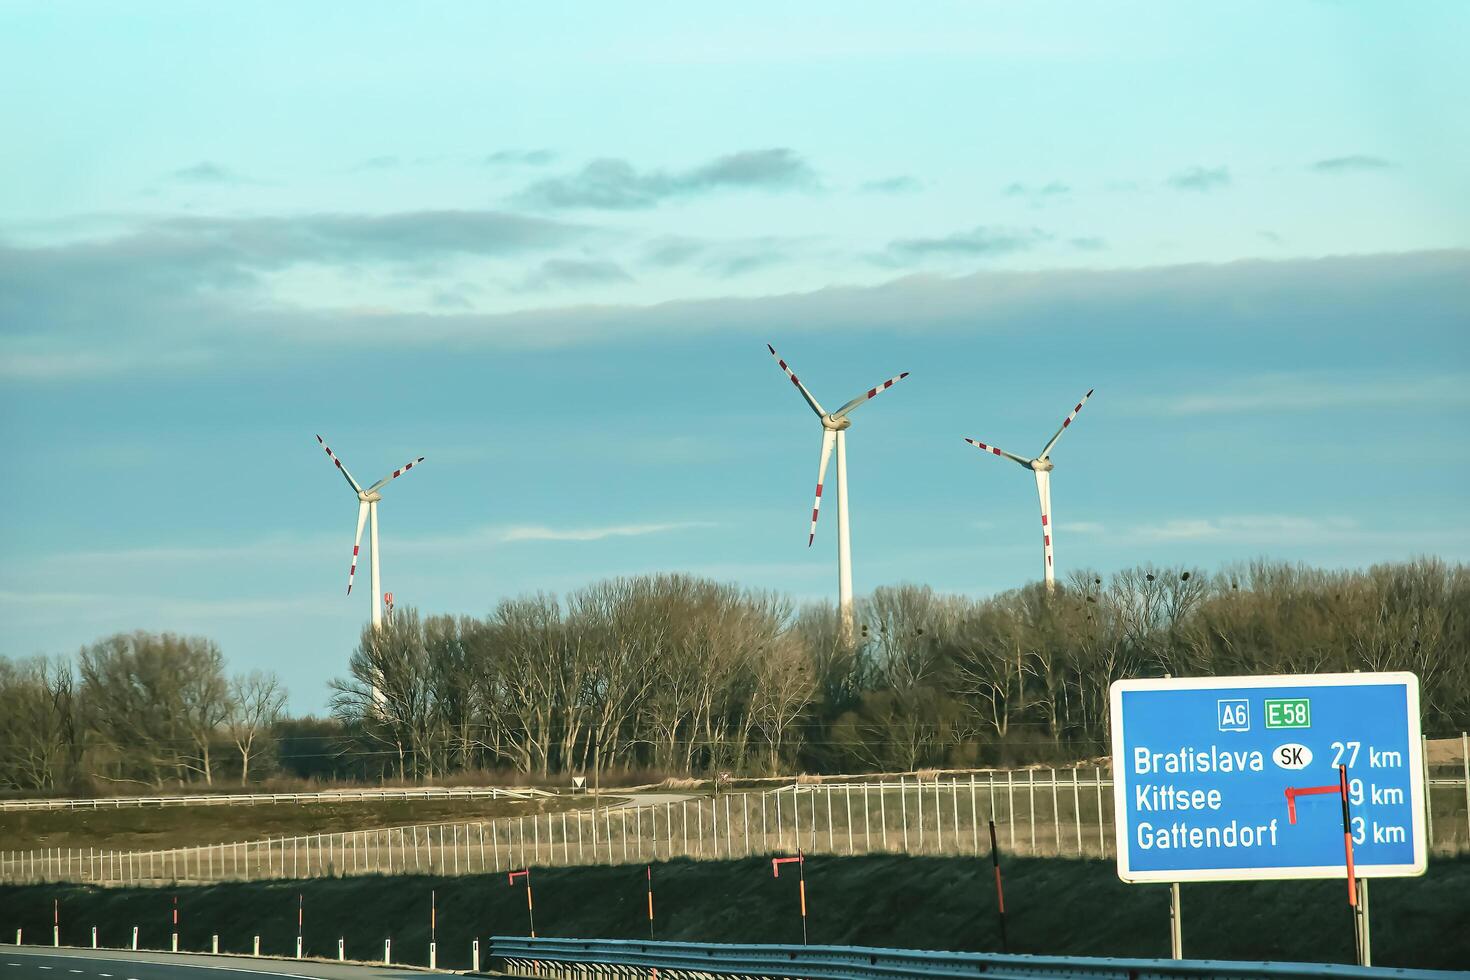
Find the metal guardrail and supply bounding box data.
[0,786,552,811]
[485,937,1470,980]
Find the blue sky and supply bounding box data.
[2,2,1467,711]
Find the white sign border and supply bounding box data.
[1109,671,1427,883]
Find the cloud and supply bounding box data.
[886,225,1048,260]
[500,521,713,543]
[170,161,252,184]
[1004,181,1069,202]
[1142,372,1470,415]
[514,148,818,210]
[1136,515,1359,543]
[0,209,591,370]
[4,244,1466,379]
[639,235,795,278]
[860,176,922,194]
[1066,521,1107,535]
[483,149,556,167]
[1167,166,1230,192]
[517,258,633,291]
[349,155,402,172]
[0,590,329,621]
[1310,155,1394,175]
[643,236,706,267]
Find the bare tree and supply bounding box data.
[226,670,286,783]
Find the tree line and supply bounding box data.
[2,558,1466,793]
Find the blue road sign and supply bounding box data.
[1109,672,1426,882]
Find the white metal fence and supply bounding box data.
[0,786,551,812]
[5,764,1468,885]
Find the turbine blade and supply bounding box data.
[367,456,426,493]
[348,500,369,595]
[767,344,826,417]
[831,370,910,419]
[807,429,837,547]
[1039,389,1094,459]
[964,438,1031,467]
[316,435,364,494]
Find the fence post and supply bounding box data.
[1006,770,1015,850]
[1422,734,1433,848]
[1096,767,1107,856]
[900,778,909,852]
[1028,769,1037,853]
[970,775,980,855]
[917,775,924,853]
[1072,768,1083,856]
[1461,732,1469,848]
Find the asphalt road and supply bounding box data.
[1,948,474,980]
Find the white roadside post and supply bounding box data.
[1169,883,1182,959]
[252,936,260,957]
[338,938,345,962]
[472,939,480,973]
[131,927,138,951]
[383,938,392,965]
[211,935,218,954]
[91,926,97,949]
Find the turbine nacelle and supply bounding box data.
[820,414,853,432]
[1030,457,1054,473]
[357,490,384,503]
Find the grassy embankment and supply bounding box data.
[0,796,597,853]
[1,855,1466,971]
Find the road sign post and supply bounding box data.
[772,853,807,946]
[986,820,1008,952]
[1110,672,1426,966]
[508,869,536,938]
[645,865,655,940]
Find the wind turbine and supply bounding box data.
[767,344,909,641]
[964,390,1093,593]
[315,435,425,629]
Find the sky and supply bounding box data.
[2,1,1467,712]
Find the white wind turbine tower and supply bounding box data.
[964,389,1093,593]
[767,344,910,642]
[315,435,425,630]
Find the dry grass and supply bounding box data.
[0,794,599,852]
